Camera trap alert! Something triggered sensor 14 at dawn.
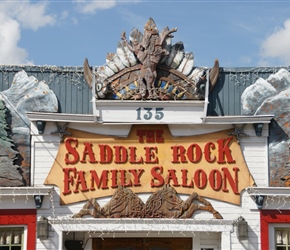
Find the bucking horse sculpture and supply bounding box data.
[83,17,220,100]
[73,185,223,219]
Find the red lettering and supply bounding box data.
[110,169,118,188]
[137,129,164,143]
[156,130,164,143]
[120,170,132,187]
[129,169,144,186]
[64,138,79,164]
[129,146,143,163]
[146,130,155,143]
[187,144,202,163]
[114,146,128,163]
[73,170,88,193]
[90,170,109,190]
[194,169,207,189]
[181,169,193,187]
[63,167,76,195]
[151,166,164,187]
[209,169,222,191]
[144,147,158,163]
[80,142,97,163]
[166,169,179,186]
[171,145,187,163]
[217,137,235,164]
[99,144,112,163]
[222,167,239,194]
[204,142,216,163]
[137,130,146,143]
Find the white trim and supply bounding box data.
[0,187,53,196]
[247,187,290,196]
[26,111,274,125]
[53,218,233,250]
[58,229,63,250]
[202,115,273,124]
[26,112,95,123]
[49,218,233,232]
[221,231,232,250]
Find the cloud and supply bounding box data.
[73,0,117,14]
[239,55,252,66]
[73,0,141,14]
[0,1,55,30]
[0,1,55,64]
[118,8,147,30]
[61,10,69,20]
[260,18,290,66]
[0,14,28,64]
[72,17,79,25]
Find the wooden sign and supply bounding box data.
[44,125,254,205]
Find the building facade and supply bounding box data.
[1,18,290,250]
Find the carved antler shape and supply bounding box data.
[120,31,127,42]
[159,27,178,46]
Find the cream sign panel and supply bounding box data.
[45,125,254,205]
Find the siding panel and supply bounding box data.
[208,66,290,116]
[0,65,92,114]
[1,65,289,116]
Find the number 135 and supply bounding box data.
[136,108,164,120]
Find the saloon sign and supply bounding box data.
[45,125,254,205]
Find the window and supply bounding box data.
[260,210,290,249]
[0,227,24,250]
[0,209,36,250]
[276,228,290,250]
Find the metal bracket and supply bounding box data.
[51,122,71,142]
[228,124,248,144]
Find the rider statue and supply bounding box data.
[121,18,177,98]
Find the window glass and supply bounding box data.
[276,229,290,250]
[0,228,23,250]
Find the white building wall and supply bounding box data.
[31,122,268,250]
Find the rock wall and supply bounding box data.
[241,69,290,186]
[0,70,58,186]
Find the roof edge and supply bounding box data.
[27,112,274,125]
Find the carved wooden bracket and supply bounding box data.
[73,185,223,219]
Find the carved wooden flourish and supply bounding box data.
[72,185,223,219]
[83,17,220,100]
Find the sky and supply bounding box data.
[0,0,290,68]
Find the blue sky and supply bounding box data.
[0,1,290,68]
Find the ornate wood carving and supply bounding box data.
[84,18,220,100]
[72,184,223,219]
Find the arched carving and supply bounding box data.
[73,185,223,219]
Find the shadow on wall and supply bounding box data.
[207,68,226,116]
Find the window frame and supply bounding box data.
[260,210,290,250]
[0,209,36,250]
[0,226,25,249]
[275,227,290,249]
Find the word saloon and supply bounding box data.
[45,125,254,205]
